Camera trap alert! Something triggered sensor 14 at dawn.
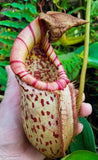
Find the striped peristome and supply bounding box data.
[10,17,70,91]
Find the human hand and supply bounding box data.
[0,65,92,160]
[75,90,92,134]
[0,65,45,160]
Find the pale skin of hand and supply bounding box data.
[0,65,92,160]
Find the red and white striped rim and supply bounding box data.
[10,17,70,91]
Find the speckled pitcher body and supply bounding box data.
[10,12,87,158]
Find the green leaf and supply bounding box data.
[1,10,22,19]
[33,0,38,3]
[26,4,37,14]
[70,117,96,153]
[1,31,18,39]
[0,48,11,57]
[0,20,27,29]
[0,61,10,67]
[0,67,7,86]
[22,9,35,22]
[53,0,60,4]
[74,42,98,69]
[61,150,98,160]
[88,57,98,69]
[1,9,36,22]
[74,45,84,54]
[68,6,85,15]
[60,0,69,10]
[88,42,98,58]
[58,53,82,81]
[91,0,98,17]
[3,2,25,10]
[3,2,37,14]
[0,38,14,46]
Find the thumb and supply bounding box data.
[0,66,21,130]
[0,65,20,105]
[5,65,19,87]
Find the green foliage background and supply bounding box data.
[0,0,98,158]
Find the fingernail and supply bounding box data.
[77,123,83,135]
[85,103,92,116]
[5,65,10,74]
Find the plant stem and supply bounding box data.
[76,0,92,113]
[79,0,83,18]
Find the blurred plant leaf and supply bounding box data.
[74,42,98,69]
[26,4,37,14]
[59,34,85,46]
[3,2,37,14]
[1,31,18,39]
[0,48,11,57]
[61,150,98,160]
[91,0,98,17]
[0,20,27,29]
[22,9,35,22]
[53,0,60,4]
[68,6,85,15]
[1,9,35,23]
[3,2,25,10]
[33,0,38,2]
[1,10,22,19]
[0,61,10,67]
[60,0,69,10]
[58,53,82,81]
[70,117,96,153]
[0,38,14,46]
[88,57,98,69]
[0,67,7,87]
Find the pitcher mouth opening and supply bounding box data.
[25,41,70,90]
[25,44,59,83]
